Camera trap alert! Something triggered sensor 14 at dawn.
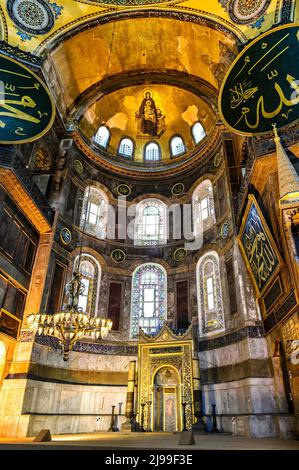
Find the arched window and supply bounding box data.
[134,199,167,246]
[170,136,185,157]
[192,180,215,235]
[130,263,167,338]
[118,138,134,158]
[80,186,108,239]
[192,122,206,144]
[144,142,161,161]
[197,251,224,336]
[74,254,101,317]
[94,126,110,148]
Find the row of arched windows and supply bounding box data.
[73,253,225,338]
[93,122,206,160]
[79,180,215,244]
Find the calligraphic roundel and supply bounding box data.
[218,24,299,135]
[0,53,55,144]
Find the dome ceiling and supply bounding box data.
[48,16,238,116]
[79,83,216,161]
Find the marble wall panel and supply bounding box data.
[203,377,277,415]
[29,342,136,373]
[198,337,270,370]
[21,380,126,415]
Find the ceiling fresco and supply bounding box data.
[78,83,216,161]
[47,17,237,113]
[0,0,296,55]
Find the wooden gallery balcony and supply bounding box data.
[0,145,54,234]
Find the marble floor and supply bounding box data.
[0,432,299,450]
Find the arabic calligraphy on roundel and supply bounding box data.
[0,54,55,144]
[219,25,299,135]
[0,93,43,123]
[231,74,299,129]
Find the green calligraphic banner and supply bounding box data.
[219,24,299,135]
[0,53,55,144]
[238,195,283,296]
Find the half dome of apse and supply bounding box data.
[78,84,216,166]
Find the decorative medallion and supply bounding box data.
[111,249,126,263]
[173,248,187,262]
[73,159,83,175]
[228,0,270,25]
[214,152,222,168]
[0,53,55,144]
[116,184,132,197]
[171,182,185,195]
[221,222,229,239]
[60,227,71,245]
[219,24,299,135]
[7,0,55,35]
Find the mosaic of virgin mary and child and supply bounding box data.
[135,90,166,138]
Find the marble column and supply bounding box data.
[192,357,206,433]
[122,360,137,431]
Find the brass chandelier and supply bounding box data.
[28,198,113,360]
[27,272,113,361]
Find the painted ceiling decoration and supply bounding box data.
[0,0,295,55]
[6,0,63,42]
[47,17,237,115]
[79,0,184,5]
[218,0,271,27]
[228,0,271,26]
[78,83,216,162]
[135,90,166,139]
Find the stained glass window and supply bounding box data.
[130,263,167,338]
[144,142,161,161]
[74,254,101,317]
[192,122,206,144]
[118,138,134,158]
[170,136,185,157]
[80,186,108,239]
[94,126,110,148]
[197,251,224,336]
[134,199,167,245]
[192,180,215,235]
